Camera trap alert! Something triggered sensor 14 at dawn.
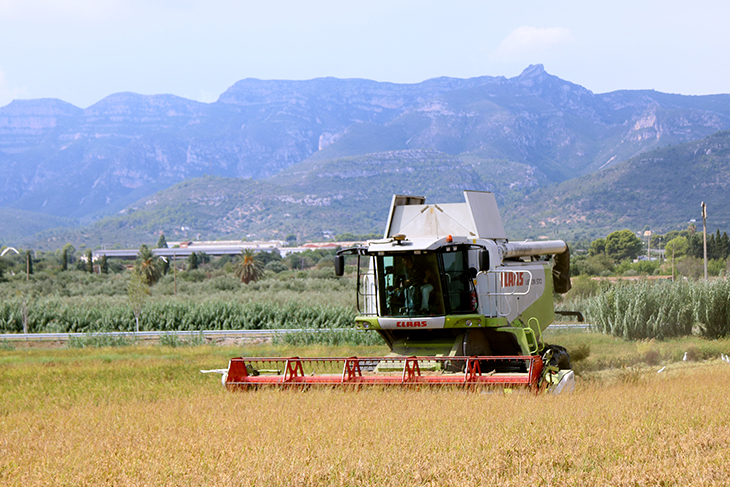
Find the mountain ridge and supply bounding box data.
[3,65,730,246]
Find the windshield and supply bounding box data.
[375,248,476,318]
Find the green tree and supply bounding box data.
[687,233,704,259]
[286,253,308,270]
[571,253,614,276]
[588,238,606,257]
[61,247,68,271]
[188,252,198,270]
[234,249,264,284]
[134,244,161,285]
[649,233,664,249]
[85,249,94,274]
[100,254,109,274]
[61,243,76,264]
[254,249,281,266]
[665,236,689,258]
[157,233,168,249]
[605,230,643,263]
[707,229,730,260]
[197,252,210,265]
[708,258,725,276]
[719,231,730,259]
[265,260,289,273]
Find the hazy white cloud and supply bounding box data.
[493,26,574,58]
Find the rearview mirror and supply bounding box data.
[478,250,490,272]
[334,255,345,276]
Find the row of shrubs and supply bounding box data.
[0,299,357,334]
[586,279,730,339]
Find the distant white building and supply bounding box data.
[95,239,287,260]
[93,239,364,260]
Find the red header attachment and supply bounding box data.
[223,355,544,392]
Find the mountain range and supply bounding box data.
[2,64,730,247]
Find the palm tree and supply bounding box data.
[134,244,162,285]
[234,249,264,284]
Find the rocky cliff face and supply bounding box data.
[1,65,730,223]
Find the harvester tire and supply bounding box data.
[545,344,572,370]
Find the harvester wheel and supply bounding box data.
[545,344,572,370]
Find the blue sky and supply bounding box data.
[1,0,729,108]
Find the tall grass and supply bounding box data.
[585,279,730,339]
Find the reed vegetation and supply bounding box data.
[0,269,357,335]
[583,279,730,340]
[0,298,357,334]
[6,265,730,345]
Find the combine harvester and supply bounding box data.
[224,191,576,393]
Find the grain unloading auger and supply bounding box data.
[223,191,576,393]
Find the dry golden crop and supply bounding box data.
[2,344,730,486]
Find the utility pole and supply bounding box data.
[702,202,708,280]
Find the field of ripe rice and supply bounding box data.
[2,340,730,486]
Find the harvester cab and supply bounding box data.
[223,191,575,393]
[335,191,572,363]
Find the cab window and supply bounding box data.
[377,253,444,317]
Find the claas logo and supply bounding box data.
[396,321,428,328]
[500,272,525,287]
